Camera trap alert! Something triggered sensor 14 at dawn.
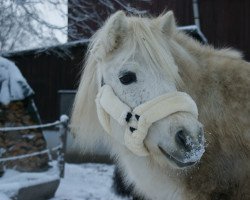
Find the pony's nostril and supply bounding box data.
[175,129,192,152]
[175,130,186,145]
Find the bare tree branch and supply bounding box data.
[0,0,152,52]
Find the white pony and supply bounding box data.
[71,11,250,200]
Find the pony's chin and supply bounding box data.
[158,146,197,169]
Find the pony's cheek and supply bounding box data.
[109,118,127,144]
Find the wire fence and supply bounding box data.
[0,115,69,178]
[0,145,62,162]
[0,121,62,132]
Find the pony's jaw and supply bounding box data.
[145,113,205,169]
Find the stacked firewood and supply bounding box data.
[0,98,49,173]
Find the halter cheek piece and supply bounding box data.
[95,84,198,156]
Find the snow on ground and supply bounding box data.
[0,162,129,200]
[51,163,129,200]
[0,193,10,200]
[0,162,59,198]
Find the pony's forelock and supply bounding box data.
[129,18,181,84]
[92,15,182,84]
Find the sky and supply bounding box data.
[37,1,68,44]
[1,1,68,52]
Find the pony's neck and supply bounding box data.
[170,33,231,141]
[169,32,241,109]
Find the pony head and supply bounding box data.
[71,11,205,169]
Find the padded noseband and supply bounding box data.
[95,85,198,156]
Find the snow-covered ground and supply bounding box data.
[0,161,59,199]
[0,163,129,200]
[51,163,129,200]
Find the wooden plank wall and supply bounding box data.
[137,0,250,60]
[199,0,250,61]
[3,45,87,123]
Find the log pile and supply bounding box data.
[0,98,49,173]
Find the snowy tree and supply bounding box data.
[68,0,153,41]
[0,0,67,52]
[0,0,153,52]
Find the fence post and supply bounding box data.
[58,115,69,178]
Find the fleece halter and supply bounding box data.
[95,84,198,156]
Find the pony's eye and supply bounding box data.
[119,72,137,85]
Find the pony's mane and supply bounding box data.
[70,50,110,153]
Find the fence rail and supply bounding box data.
[0,115,68,132]
[0,145,62,162]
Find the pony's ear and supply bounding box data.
[160,11,177,36]
[91,11,128,61]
